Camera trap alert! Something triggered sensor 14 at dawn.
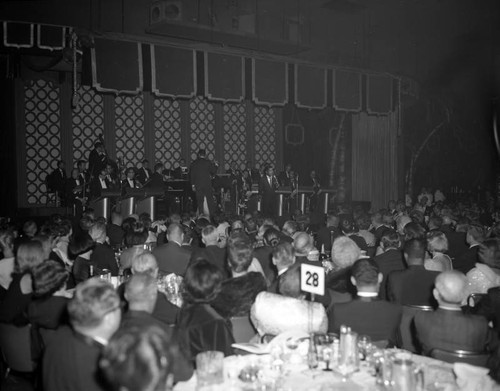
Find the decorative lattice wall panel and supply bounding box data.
[115,95,145,168]
[24,79,61,204]
[189,96,216,162]
[223,103,246,170]
[72,85,104,164]
[153,98,182,170]
[254,106,276,169]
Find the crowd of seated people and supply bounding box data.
[2,187,500,389]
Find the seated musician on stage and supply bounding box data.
[105,163,120,190]
[89,168,110,200]
[173,158,189,180]
[121,167,141,195]
[278,163,293,187]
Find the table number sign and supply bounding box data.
[301,263,325,296]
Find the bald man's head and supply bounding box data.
[434,271,467,305]
[293,232,314,257]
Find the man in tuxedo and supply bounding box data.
[152,223,191,276]
[387,238,439,307]
[259,164,279,218]
[374,231,405,299]
[190,149,218,217]
[121,167,140,196]
[48,160,68,205]
[89,168,111,200]
[88,141,108,179]
[415,270,495,355]
[43,279,121,391]
[136,159,152,185]
[308,170,321,212]
[67,168,86,215]
[77,160,89,184]
[453,223,484,274]
[278,163,293,187]
[328,258,402,346]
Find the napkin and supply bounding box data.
[454,363,500,391]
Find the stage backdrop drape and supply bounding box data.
[351,111,398,210]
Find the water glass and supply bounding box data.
[358,334,372,361]
[196,351,224,390]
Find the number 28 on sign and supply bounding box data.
[300,263,325,296]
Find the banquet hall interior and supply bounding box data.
[0,0,500,390]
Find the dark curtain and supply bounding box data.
[281,105,350,196]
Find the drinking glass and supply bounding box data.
[196,351,224,390]
[358,334,372,361]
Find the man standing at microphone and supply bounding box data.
[190,149,218,217]
[259,164,280,218]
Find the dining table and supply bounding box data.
[171,330,488,391]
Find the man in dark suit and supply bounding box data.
[374,231,406,299]
[148,163,165,189]
[190,225,228,278]
[152,223,191,276]
[453,224,484,274]
[89,222,119,276]
[89,168,110,200]
[316,213,341,255]
[259,164,279,218]
[121,167,141,196]
[120,273,194,382]
[43,279,121,391]
[88,141,108,179]
[136,159,152,185]
[189,149,218,217]
[328,258,402,346]
[387,238,439,307]
[278,163,293,187]
[440,217,468,260]
[268,242,295,293]
[415,270,495,355]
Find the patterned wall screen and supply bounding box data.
[153,98,182,169]
[254,106,276,169]
[189,96,216,162]
[115,95,145,168]
[223,103,247,170]
[72,85,104,164]
[24,79,61,204]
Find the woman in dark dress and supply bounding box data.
[28,260,70,359]
[176,259,234,363]
[0,240,45,325]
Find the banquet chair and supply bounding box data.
[430,348,490,367]
[231,316,257,343]
[398,304,434,353]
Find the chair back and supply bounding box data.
[398,305,434,353]
[231,316,257,343]
[467,293,487,309]
[0,323,34,373]
[430,348,490,367]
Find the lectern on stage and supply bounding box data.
[320,189,336,214]
[120,188,144,219]
[90,189,121,220]
[298,186,314,213]
[276,188,292,217]
[136,188,164,221]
